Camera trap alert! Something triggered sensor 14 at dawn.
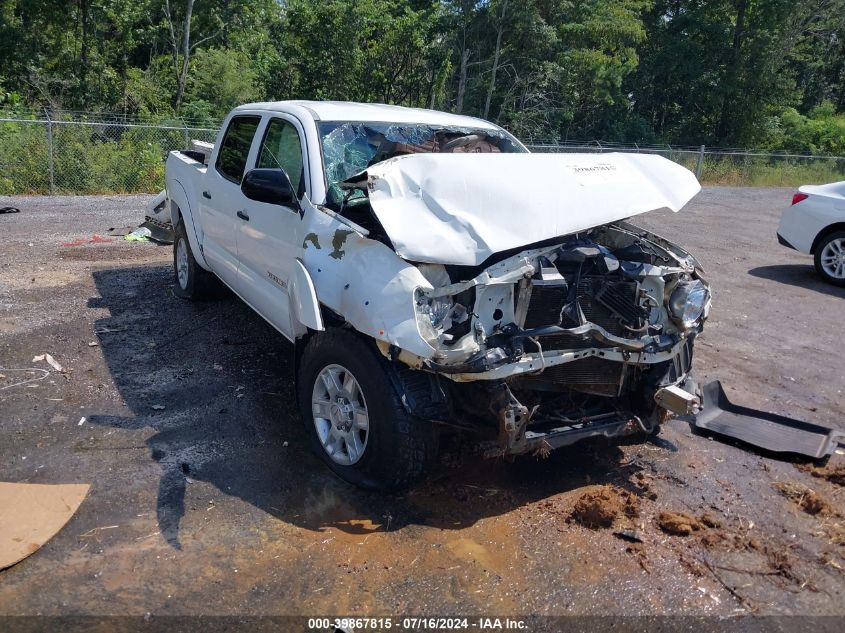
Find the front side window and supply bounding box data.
[257,118,305,197]
[215,115,261,183]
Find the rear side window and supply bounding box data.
[215,116,261,183]
[257,118,305,197]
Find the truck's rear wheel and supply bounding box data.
[297,329,438,490]
[173,220,206,299]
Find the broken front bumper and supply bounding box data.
[695,381,845,459]
[465,339,697,458]
[428,335,692,382]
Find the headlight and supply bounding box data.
[415,290,453,341]
[669,280,708,328]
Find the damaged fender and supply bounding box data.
[301,210,437,360]
[287,258,324,337]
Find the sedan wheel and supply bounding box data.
[814,230,845,286]
[819,237,845,280]
[311,363,369,466]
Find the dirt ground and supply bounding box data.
[0,188,844,621]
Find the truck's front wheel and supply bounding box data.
[297,329,437,490]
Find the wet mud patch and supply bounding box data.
[569,485,640,529]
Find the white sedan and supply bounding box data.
[778,181,845,285]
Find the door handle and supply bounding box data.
[237,210,250,221]
[202,191,212,199]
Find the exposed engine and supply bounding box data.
[512,225,704,396]
[409,222,711,455]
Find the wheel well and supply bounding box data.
[811,223,845,254]
[292,308,349,392]
[293,324,450,421]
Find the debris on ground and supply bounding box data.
[827,523,845,546]
[78,417,86,426]
[0,368,50,391]
[570,485,640,529]
[0,206,21,214]
[657,511,705,536]
[94,326,125,334]
[631,471,659,500]
[0,482,90,569]
[696,380,845,459]
[106,226,136,236]
[151,404,166,411]
[797,461,845,487]
[32,353,63,373]
[613,529,644,543]
[124,227,151,242]
[773,481,832,516]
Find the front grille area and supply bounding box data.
[523,284,569,329]
[519,357,626,396]
[543,357,624,385]
[523,278,641,351]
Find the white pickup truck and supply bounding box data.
[163,100,709,489]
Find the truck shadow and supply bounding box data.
[86,265,649,549]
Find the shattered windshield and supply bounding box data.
[318,121,526,188]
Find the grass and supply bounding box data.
[700,156,845,187]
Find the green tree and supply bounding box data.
[275,0,448,108]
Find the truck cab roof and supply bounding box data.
[233,100,499,129]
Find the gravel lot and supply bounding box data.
[0,188,843,623]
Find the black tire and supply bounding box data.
[173,220,207,299]
[814,230,845,287]
[297,329,438,491]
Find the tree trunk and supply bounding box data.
[170,0,195,111]
[483,0,508,121]
[79,0,90,107]
[716,0,748,143]
[456,46,470,114]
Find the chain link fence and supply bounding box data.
[2,113,844,194]
[0,113,216,195]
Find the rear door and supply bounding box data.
[235,115,309,339]
[201,115,261,287]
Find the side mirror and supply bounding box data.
[241,168,298,209]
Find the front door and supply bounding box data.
[235,116,309,339]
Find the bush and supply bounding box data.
[0,118,217,195]
[0,120,50,194]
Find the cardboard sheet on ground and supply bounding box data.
[0,482,89,569]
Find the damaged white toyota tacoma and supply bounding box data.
[163,100,710,489]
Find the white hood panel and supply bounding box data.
[363,152,701,266]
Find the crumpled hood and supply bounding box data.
[361,152,701,266]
